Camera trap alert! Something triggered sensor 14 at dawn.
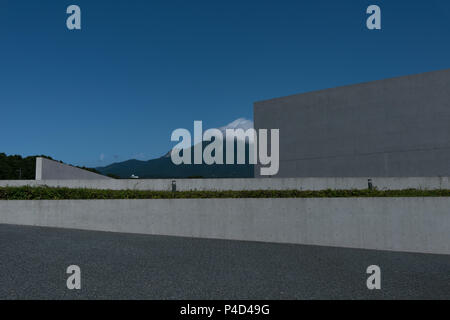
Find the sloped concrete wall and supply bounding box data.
[35,157,111,180]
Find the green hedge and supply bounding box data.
[1,186,450,200]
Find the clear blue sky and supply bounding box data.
[1,0,450,167]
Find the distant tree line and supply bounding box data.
[0,153,42,180]
[0,153,102,180]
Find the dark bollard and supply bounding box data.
[172,180,177,193]
[368,179,373,190]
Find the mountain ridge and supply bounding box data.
[96,141,254,179]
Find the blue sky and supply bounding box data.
[1,0,450,167]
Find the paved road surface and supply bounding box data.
[0,224,449,299]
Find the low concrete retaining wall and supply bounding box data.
[1,176,450,191]
[0,198,449,255]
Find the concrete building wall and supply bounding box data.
[0,197,449,255]
[2,177,450,191]
[35,157,111,180]
[254,69,450,177]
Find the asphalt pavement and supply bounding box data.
[0,224,449,299]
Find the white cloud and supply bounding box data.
[164,118,255,157]
[132,152,146,160]
[218,118,255,143]
[219,118,253,134]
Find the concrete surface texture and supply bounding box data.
[35,157,111,180]
[2,176,450,191]
[1,224,449,299]
[254,69,450,177]
[0,197,449,255]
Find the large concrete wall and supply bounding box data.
[0,198,449,255]
[1,177,450,191]
[36,157,111,180]
[254,69,450,177]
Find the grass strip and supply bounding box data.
[1,186,450,200]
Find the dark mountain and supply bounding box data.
[96,141,254,179]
